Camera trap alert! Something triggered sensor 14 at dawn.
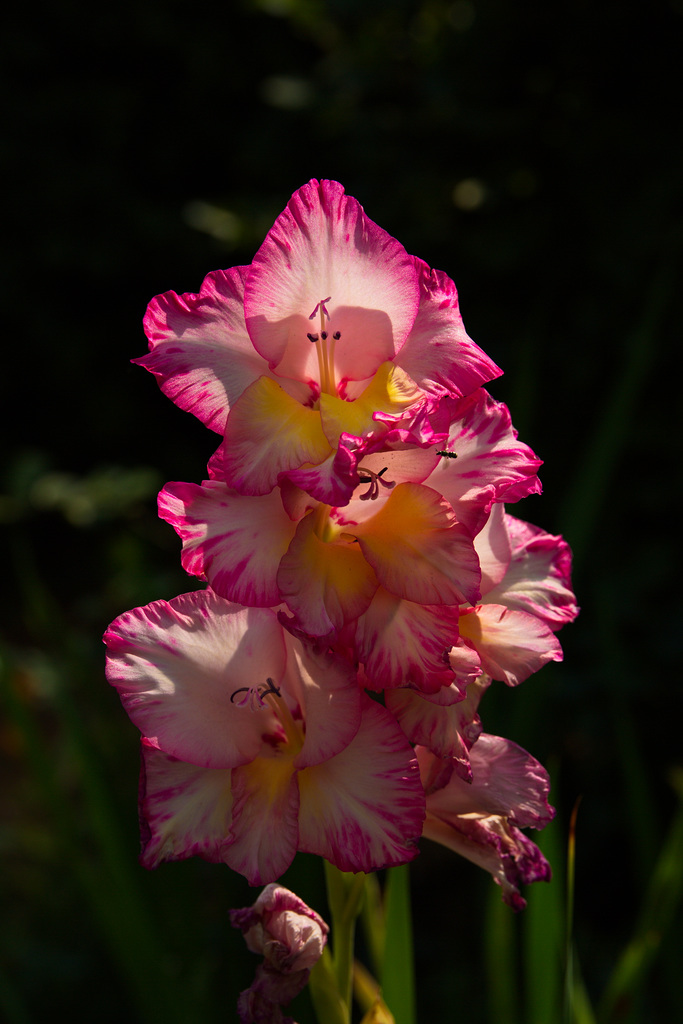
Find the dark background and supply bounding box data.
[2,1,681,1021]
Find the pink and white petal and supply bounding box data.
[353,483,481,606]
[466,734,555,827]
[278,479,319,523]
[158,481,294,607]
[422,736,553,827]
[475,503,512,593]
[244,180,420,383]
[138,739,234,868]
[448,639,485,688]
[104,593,286,767]
[281,635,361,769]
[277,513,378,635]
[427,391,542,535]
[297,696,425,872]
[206,439,227,481]
[422,810,551,910]
[286,437,361,507]
[484,515,579,629]
[355,589,460,692]
[223,376,332,495]
[225,755,301,885]
[136,267,271,434]
[394,259,502,398]
[375,400,449,450]
[459,604,562,686]
[385,676,484,775]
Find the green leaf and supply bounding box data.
[598,782,683,1023]
[484,887,519,1024]
[523,819,564,1024]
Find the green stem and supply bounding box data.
[324,861,366,1021]
[361,872,386,979]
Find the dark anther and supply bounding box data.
[333,331,341,340]
[321,331,328,340]
[307,333,319,343]
[230,677,281,705]
[436,450,458,459]
[262,678,281,698]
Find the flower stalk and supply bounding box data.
[324,861,367,1021]
[105,178,579,1022]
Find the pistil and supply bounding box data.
[262,686,303,753]
[308,297,339,397]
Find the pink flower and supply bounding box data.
[230,884,328,1024]
[135,180,501,506]
[384,507,577,774]
[104,589,425,884]
[157,389,542,693]
[418,733,554,910]
[457,503,579,686]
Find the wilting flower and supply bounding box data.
[231,884,328,1024]
[104,589,425,883]
[135,179,502,506]
[418,732,554,910]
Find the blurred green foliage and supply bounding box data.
[2,0,681,1021]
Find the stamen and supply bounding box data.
[358,466,395,501]
[262,678,281,698]
[229,678,303,751]
[333,331,341,341]
[230,677,282,710]
[307,298,336,395]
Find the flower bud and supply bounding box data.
[230,885,329,1024]
[231,883,328,973]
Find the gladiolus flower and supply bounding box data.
[418,734,554,910]
[104,589,425,884]
[135,180,502,506]
[457,503,579,686]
